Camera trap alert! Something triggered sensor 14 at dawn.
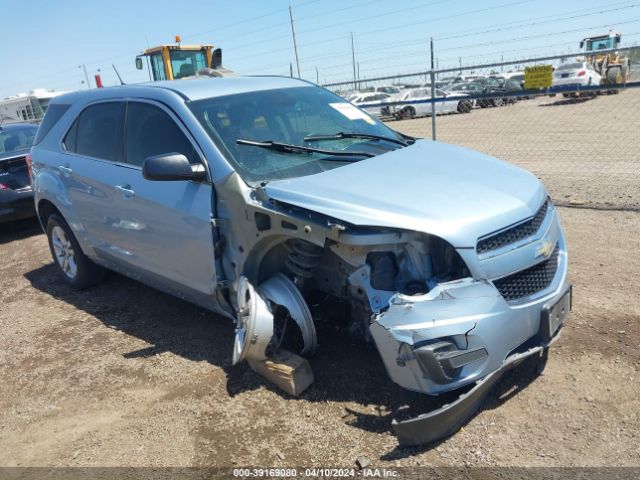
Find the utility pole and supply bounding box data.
[459,57,462,76]
[290,62,294,78]
[351,32,357,91]
[79,64,91,89]
[501,52,504,73]
[315,66,319,84]
[289,5,301,78]
[357,62,360,89]
[430,38,436,141]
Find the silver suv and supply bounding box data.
[31,77,571,445]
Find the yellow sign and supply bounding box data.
[524,65,553,89]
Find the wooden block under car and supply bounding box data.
[248,350,314,396]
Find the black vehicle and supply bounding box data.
[0,122,38,223]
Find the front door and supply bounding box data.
[112,101,217,308]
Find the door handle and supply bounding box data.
[115,184,135,198]
[58,165,72,174]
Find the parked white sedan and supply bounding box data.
[387,88,458,119]
[350,92,391,117]
[552,62,601,93]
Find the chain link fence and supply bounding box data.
[323,47,640,210]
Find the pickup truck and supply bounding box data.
[30,76,571,445]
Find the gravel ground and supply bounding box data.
[0,207,638,469]
[391,87,640,210]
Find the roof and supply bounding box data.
[52,76,313,105]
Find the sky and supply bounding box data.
[1,0,638,98]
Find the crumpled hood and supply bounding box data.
[265,140,547,247]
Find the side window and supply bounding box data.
[34,103,70,145]
[124,102,198,167]
[65,102,125,162]
[150,54,167,81]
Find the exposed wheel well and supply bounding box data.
[37,199,62,228]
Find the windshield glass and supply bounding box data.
[0,125,38,154]
[170,50,207,79]
[587,37,616,50]
[189,86,404,183]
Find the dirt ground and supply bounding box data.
[0,206,638,469]
[392,87,640,210]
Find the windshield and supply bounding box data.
[586,37,617,51]
[170,50,207,79]
[0,125,38,154]
[189,86,404,183]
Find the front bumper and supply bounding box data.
[0,187,35,223]
[391,328,563,446]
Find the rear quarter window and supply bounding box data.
[33,104,70,145]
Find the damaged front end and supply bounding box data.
[218,170,570,446]
[367,201,571,445]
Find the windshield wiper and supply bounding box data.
[303,131,409,146]
[236,138,375,159]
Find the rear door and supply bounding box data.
[113,100,217,306]
[60,101,129,255]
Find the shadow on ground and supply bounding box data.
[24,263,546,455]
[539,95,597,107]
[0,217,41,245]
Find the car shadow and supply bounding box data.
[0,217,42,244]
[539,95,596,107]
[24,263,547,456]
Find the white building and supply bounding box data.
[0,89,68,123]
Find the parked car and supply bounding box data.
[498,71,526,89]
[0,122,39,223]
[441,83,480,113]
[350,92,391,117]
[552,62,601,97]
[488,76,524,103]
[359,85,403,95]
[383,88,458,119]
[31,77,571,446]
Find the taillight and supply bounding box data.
[577,70,586,77]
[25,153,32,183]
[0,183,8,190]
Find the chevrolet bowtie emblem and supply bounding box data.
[536,239,554,258]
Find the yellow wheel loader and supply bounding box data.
[580,32,630,89]
[135,36,233,81]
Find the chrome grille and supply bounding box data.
[477,201,549,254]
[493,244,560,302]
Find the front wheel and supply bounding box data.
[46,214,105,289]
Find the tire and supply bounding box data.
[46,213,105,289]
[457,101,471,113]
[401,106,416,119]
[607,67,621,85]
[493,97,504,107]
[562,93,569,98]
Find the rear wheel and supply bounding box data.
[400,106,416,119]
[46,214,105,289]
[493,97,504,107]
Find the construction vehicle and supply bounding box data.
[579,31,631,87]
[135,36,232,81]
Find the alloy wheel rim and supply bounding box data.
[51,226,78,279]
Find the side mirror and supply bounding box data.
[135,56,144,70]
[579,41,584,49]
[142,153,206,182]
